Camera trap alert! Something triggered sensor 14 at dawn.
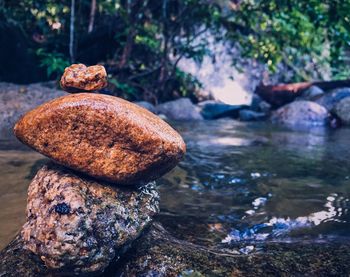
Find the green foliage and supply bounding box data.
[36,48,70,78]
[2,0,350,100]
[109,78,138,100]
[225,0,350,81]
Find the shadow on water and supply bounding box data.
[1,120,350,249]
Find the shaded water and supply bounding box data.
[1,120,350,250]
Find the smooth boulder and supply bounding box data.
[14,93,186,184]
[271,100,329,127]
[333,97,350,125]
[21,164,159,275]
[299,85,324,100]
[315,87,350,111]
[199,101,247,119]
[156,98,203,121]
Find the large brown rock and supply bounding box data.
[14,93,186,184]
[21,164,159,275]
[60,64,107,92]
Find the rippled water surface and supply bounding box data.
[1,120,350,249]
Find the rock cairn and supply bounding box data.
[11,64,186,276]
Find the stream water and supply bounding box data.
[1,119,350,250]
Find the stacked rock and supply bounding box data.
[13,64,186,275]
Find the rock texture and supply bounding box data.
[0,234,49,277]
[60,64,107,93]
[14,93,186,184]
[333,97,350,125]
[271,101,329,128]
[21,164,159,275]
[156,98,203,121]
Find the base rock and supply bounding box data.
[21,163,159,275]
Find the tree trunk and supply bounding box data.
[88,0,97,33]
[117,28,136,69]
[69,0,76,63]
[256,79,350,108]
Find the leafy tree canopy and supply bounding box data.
[0,0,349,101]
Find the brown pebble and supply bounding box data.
[14,93,186,184]
[60,64,107,92]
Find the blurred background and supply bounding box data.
[1,0,350,105]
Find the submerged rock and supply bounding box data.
[156,98,203,121]
[60,64,107,93]
[271,101,329,128]
[315,87,350,111]
[333,97,350,125]
[14,93,186,184]
[106,223,350,276]
[21,164,159,275]
[2,223,350,276]
[239,109,267,121]
[199,101,247,119]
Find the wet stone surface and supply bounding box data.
[14,93,186,184]
[60,64,107,93]
[21,163,159,275]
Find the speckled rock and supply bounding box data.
[21,164,159,275]
[333,96,350,125]
[271,100,329,128]
[14,93,186,184]
[60,64,107,93]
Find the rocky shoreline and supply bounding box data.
[2,82,350,137]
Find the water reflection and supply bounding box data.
[159,120,350,245]
[223,193,349,243]
[1,120,350,249]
